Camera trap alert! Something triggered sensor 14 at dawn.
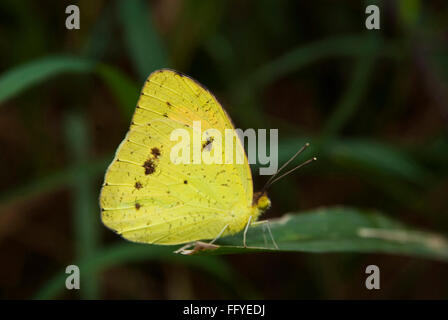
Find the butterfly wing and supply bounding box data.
[99,69,253,244]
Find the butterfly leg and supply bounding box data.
[253,220,279,249]
[243,216,253,248]
[209,224,229,245]
[262,223,268,247]
[175,223,230,254]
[264,220,279,249]
[174,242,194,254]
[174,224,229,254]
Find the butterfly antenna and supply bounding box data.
[264,157,317,189]
[262,142,316,191]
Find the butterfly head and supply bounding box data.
[253,191,271,213]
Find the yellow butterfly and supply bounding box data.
[99,69,313,249]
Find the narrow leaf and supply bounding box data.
[191,207,448,262]
[0,56,94,104]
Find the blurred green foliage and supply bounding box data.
[0,0,447,299]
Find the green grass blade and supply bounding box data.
[0,56,94,104]
[0,157,110,210]
[322,52,375,139]
[0,54,140,122]
[82,5,114,60]
[64,112,100,299]
[327,139,432,186]
[245,34,391,91]
[96,64,140,120]
[230,35,392,127]
[196,207,448,262]
[117,0,168,81]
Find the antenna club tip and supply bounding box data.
[305,142,310,147]
[313,157,317,161]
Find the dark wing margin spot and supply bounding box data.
[184,180,188,184]
[135,181,143,189]
[135,203,141,210]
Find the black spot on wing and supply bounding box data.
[143,159,156,175]
[151,147,161,158]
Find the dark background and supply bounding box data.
[0,0,447,299]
